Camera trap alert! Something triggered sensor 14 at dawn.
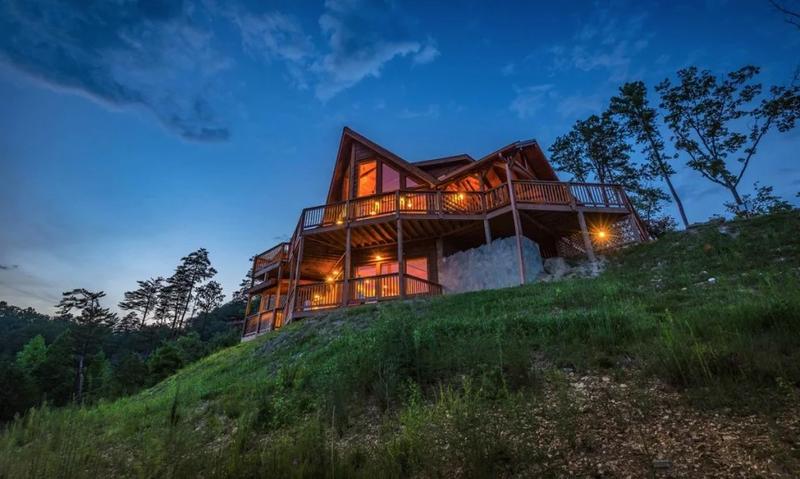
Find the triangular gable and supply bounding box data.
[325,128,561,202]
[436,140,559,187]
[412,154,475,180]
[326,127,439,203]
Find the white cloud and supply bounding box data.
[501,63,515,76]
[398,104,440,119]
[547,10,652,81]
[312,1,438,100]
[413,39,440,65]
[509,84,555,119]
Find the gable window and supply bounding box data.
[405,177,422,189]
[357,160,377,197]
[342,167,350,200]
[381,163,400,192]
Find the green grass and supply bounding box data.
[2,212,800,478]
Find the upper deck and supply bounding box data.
[300,180,632,234]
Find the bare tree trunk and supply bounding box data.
[729,184,745,212]
[660,167,689,228]
[76,352,85,404]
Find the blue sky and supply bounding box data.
[1,0,798,313]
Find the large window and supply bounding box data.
[357,160,377,197]
[380,261,399,275]
[247,294,262,316]
[342,167,350,200]
[382,163,400,192]
[355,264,377,278]
[406,257,428,280]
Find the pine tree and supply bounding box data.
[119,277,163,328]
[56,289,116,403]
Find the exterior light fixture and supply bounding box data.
[375,254,383,261]
[457,193,465,201]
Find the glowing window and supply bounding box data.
[357,160,377,197]
[405,177,422,188]
[406,258,428,280]
[380,262,399,275]
[382,163,400,192]
[355,265,376,278]
[342,168,350,200]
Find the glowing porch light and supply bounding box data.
[457,193,465,201]
[375,254,383,261]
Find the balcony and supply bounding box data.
[300,181,630,232]
[293,273,443,313]
[242,296,287,337]
[253,242,290,274]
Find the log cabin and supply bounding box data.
[241,127,648,340]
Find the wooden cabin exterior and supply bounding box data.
[241,127,648,339]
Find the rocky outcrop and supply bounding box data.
[437,236,544,293]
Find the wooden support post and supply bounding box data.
[397,218,406,298]
[342,226,351,306]
[577,210,597,262]
[504,158,526,285]
[483,218,492,246]
[287,236,304,322]
[272,263,283,331]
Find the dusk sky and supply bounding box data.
[1,0,798,314]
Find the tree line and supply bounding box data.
[549,65,799,236]
[0,248,247,422]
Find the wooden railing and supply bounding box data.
[254,242,289,271]
[243,314,259,336]
[513,181,571,205]
[405,275,443,297]
[485,184,510,210]
[299,182,630,232]
[295,280,343,312]
[293,274,443,312]
[242,296,288,336]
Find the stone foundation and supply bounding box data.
[437,236,544,294]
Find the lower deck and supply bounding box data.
[242,202,645,340]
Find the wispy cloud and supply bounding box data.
[547,9,651,82]
[0,0,440,139]
[413,39,441,65]
[0,1,233,141]
[313,0,438,100]
[398,104,440,119]
[509,84,555,119]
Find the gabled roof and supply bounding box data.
[436,139,559,184]
[411,154,475,167]
[325,127,559,202]
[412,154,476,180]
[326,127,440,203]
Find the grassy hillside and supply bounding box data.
[2,212,800,478]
